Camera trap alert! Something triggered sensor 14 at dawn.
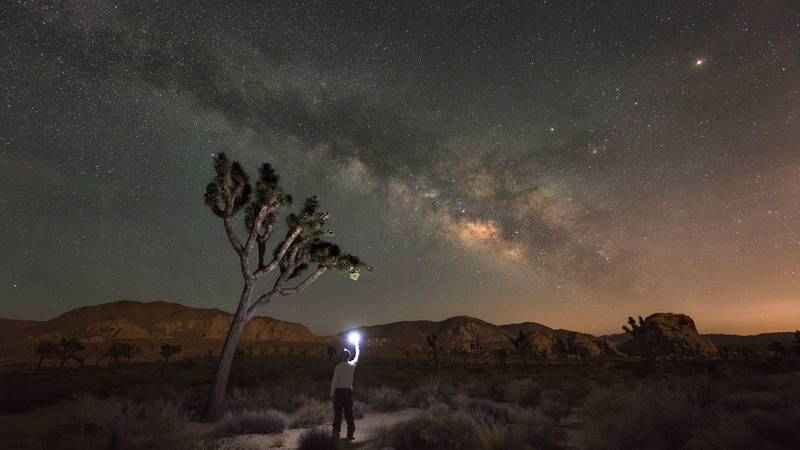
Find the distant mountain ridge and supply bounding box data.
[0,301,792,355]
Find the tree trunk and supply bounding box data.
[203,282,254,421]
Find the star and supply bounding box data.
[695,58,705,67]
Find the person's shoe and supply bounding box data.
[332,433,340,439]
[346,435,355,441]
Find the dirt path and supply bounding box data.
[207,408,420,449]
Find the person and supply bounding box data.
[330,341,360,440]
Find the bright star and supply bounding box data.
[695,58,705,66]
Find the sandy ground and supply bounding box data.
[207,408,419,450]
[0,404,420,450]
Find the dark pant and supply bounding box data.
[332,388,355,438]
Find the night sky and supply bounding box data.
[2,1,799,336]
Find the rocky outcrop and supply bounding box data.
[567,332,620,358]
[12,300,320,343]
[620,313,717,357]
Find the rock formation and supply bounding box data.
[620,313,717,357]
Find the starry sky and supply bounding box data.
[2,0,799,336]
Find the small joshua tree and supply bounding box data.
[34,341,58,374]
[202,153,371,420]
[494,348,508,366]
[160,344,182,376]
[55,338,85,372]
[508,330,533,368]
[426,334,439,375]
[469,341,482,364]
[767,341,788,358]
[622,316,646,337]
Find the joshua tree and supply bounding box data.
[55,338,85,372]
[494,348,508,366]
[202,153,371,420]
[426,334,439,375]
[508,330,533,368]
[34,341,57,374]
[160,344,182,376]
[622,316,646,337]
[767,341,788,358]
[469,341,482,364]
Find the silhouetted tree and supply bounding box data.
[793,330,800,355]
[34,341,57,374]
[426,334,439,375]
[768,341,788,358]
[202,153,372,420]
[507,330,533,368]
[55,338,85,372]
[469,341,482,364]
[494,348,508,366]
[160,344,182,376]
[622,316,645,337]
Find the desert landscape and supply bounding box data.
[1,300,799,449]
[3,0,800,449]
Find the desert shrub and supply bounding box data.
[223,387,273,413]
[502,378,543,406]
[537,389,572,422]
[367,386,403,412]
[580,382,710,450]
[297,427,339,450]
[36,394,189,450]
[407,377,455,408]
[217,409,289,435]
[472,422,530,450]
[386,410,475,449]
[292,397,330,428]
[463,398,512,424]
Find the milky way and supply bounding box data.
[2,0,799,334]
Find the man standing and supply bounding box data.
[330,340,360,440]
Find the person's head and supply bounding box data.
[340,348,351,362]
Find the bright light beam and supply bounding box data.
[348,332,360,345]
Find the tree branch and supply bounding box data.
[253,227,302,277]
[243,205,270,254]
[222,214,243,254]
[280,266,328,295]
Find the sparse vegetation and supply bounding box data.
[297,427,339,450]
[160,344,182,376]
[217,408,289,435]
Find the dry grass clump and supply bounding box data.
[386,410,475,449]
[291,396,331,428]
[297,427,340,450]
[36,394,190,450]
[367,386,404,411]
[217,408,289,435]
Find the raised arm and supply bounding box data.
[350,343,360,365]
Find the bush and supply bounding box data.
[217,409,289,435]
[36,394,190,450]
[387,410,475,449]
[297,427,339,450]
[367,386,403,412]
[292,397,330,428]
[580,382,710,450]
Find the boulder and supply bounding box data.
[567,332,620,358]
[620,313,717,357]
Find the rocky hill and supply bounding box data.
[619,313,718,357]
[0,300,320,344]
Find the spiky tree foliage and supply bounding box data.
[34,341,57,374]
[507,330,533,368]
[622,316,645,337]
[105,342,142,368]
[426,334,439,375]
[202,153,371,420]
[160,344,182,376]
[55,338,85,372]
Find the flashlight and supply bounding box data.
[348,332,360,345]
